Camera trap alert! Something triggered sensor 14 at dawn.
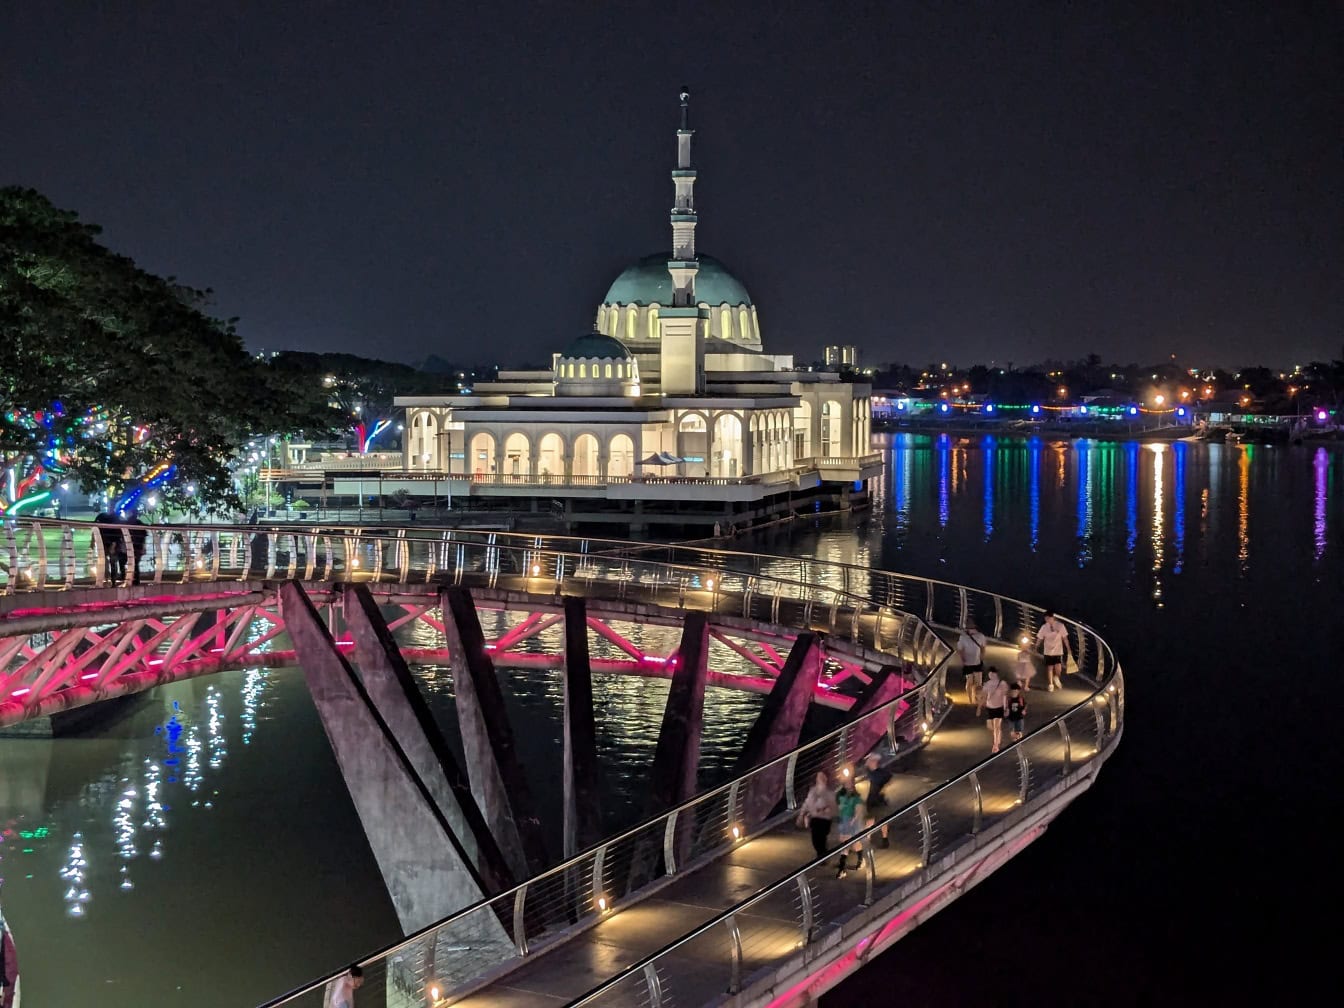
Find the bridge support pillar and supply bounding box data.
[846,662,915,763]
[649,609,710,811]
[341,584,514,893]
[440,586,549,879]
[278,582,497,935]
[562,595,603,858]
[732,631,822,827]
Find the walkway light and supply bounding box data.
[730,824,742,840]
[1153,394,1165,407]
[531,564,541,576]
[1318,409,1329,422]
[1079,405,1089,415]
[429,984,442,1004]
[1128,406,1139,416]
[1176,407,1186,417]
[705,577,715,591]
[1030,405,1041,415]
[939,402,950,414]
[984,403,994,413]
[596,895,609,912]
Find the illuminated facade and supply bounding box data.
[395,91,878,527]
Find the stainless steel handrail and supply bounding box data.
[567,667,1125,1007]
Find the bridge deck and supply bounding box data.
[454,642,1078,1007]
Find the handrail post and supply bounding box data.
[796,874,815,944]
[642,963,664,1008]
[969,771,983,833]
[862,844,876,907]
[917,800,933,867]
[1015,746,1030,804]
[663,810,679,875]
[512,885,529,956]
[726,914,744,993]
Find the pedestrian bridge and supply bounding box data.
[0,520,1124,1006]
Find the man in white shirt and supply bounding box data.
[957,619,988,704]
[1035,611,1071,692]
[324,965,363,1008]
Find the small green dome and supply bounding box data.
[603,252,752,307]
[561,332,633,360]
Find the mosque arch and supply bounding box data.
[572,432,601,478]
[608,433,636,479]
[537,432,565,479]
[821,400,843,457]
[503,432,531,477]
[678,411,708,432]
[719,305,732,340]
[625,307,637,343]
[739,306,751,343]
[792,401,812,460]
[712,412,744,478]
[648,305,660,341]
[411,411,439,468]
[469,431,497,477]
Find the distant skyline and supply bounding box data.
[3,3,1340,368]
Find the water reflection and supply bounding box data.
[1315,447,1329,561]
[1029,438,1041,551]
[1125,442,1139,559]
[1173,442,1186,574]
[1076,442,1093,567]
[937,434,950,528]
[1238,445,1251,572]
[1149,444,1166,606]
[982,437,995,542]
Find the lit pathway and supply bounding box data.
[453,643,1081,1007]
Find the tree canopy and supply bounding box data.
[0,186,339,513]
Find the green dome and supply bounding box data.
[561,332,632,360]
[603,252,752,307]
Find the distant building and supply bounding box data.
[824,345,859,369]
[388,91,880,533]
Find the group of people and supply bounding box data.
[92,508,149,585]
[957,611,1074,753]
[796,753,895,879]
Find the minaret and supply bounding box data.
[659,87,709,395]
[667,88,698,306]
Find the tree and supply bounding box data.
[1,186,340,514]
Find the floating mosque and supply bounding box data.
[393,90,879,534]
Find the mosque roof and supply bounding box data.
[560,332,633,360]
[603,252,752,307]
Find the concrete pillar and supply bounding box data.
[562,596,603,857]
[845,663,913,765]
[732,632,822,826]
[278,582,496,934]
[341,585,514,894]
[440,586,549,879]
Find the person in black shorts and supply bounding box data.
[862,752,892,848]
[1006,681,1027,742]
[977,666,1008,753]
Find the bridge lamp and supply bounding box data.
[1079,405,1089,415]
[1153,394,1165,407]
[1128,406,1139,416]
[531,563,541,576]
[1318,410,1329,422]
[939,402,950,414]
[1176,407,1186,418]
[984,403,994,413]
[705,577,715,591]
[1030,405,1041,415]
[428,985,442,1004]
[730,824,743,841]
[596,895,610,912]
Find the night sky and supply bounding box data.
[3,2,1340,369]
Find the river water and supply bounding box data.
[1,433,1338,1005]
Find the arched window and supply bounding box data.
[719,305,732,338]
[739,307,751,342]
[579,363,587,378]
[626,308,636,342]
[648,306,660,340]
[605,363,612,378]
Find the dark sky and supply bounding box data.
[3,2,1340,369]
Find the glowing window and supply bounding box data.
[579,364,587,378]
[605,363,612,378]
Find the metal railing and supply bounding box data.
[0,519,1122,1008]
[260,652,951,1008]
[569,660,1124,1007]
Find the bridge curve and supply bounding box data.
[0,520,1124,1006]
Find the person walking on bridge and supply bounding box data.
[323,964,363,1008]
[1035,612,1072,692]
[93,510,126,583]
[957,619,987,704]
[977,666,1008,754]
[798,771,839,862]
[862,752,893,848]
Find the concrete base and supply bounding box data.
[732,632,822,826]
[441,586,550,879]
[279,582,500,935]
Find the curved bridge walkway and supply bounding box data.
[0,521,1124,1007]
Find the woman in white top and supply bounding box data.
[798,771,839,861]
[976,667,1010,753]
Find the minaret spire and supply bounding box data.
[668,86,698,308]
